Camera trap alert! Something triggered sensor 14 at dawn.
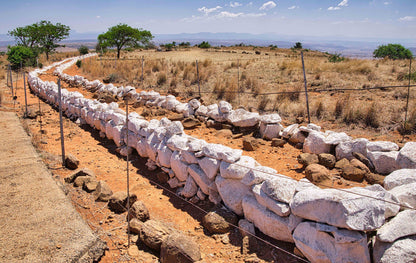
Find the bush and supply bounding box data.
[78,45,89,55]
[328,53,345,63]
[7,45,36,70]
[75,60,82,68]
[157,72,167,85]
[198,41,211,49]
[373,44,412,60]
[293,42,303,49]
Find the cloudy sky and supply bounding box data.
[1,0,415,41]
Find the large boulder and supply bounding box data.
[261,176,298,204]
[293,221,370,263]
[252,184,290,217]
[242,196,294,243]
[388,182,416,209]
[335,138,369,160]
[215,176,251,216]
[197,157,220,180]
[397,142,416,169]
[367,151,399,175]
[373,235,416,263]
[160,232,201,263]
[128,200,150,222]
[303,131,331,154]
[170,151,188,182]
[290,185,400,231]
[241,166,277,186]
[202,206,238,234]
[305,164,330,183]
[367,141,399,152]
[384,169,416,190]
[187,164,213,195]
[377,210,416,243]
[219,156,258,180]
[139,220,173,252]
[226,109,260,127]
[201,143,242,163]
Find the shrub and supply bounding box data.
[293,42,302,49]
[328,53,345,63]
[373,44,412,60]
[157,72,167,85]
[7,45,36,70]
[198,41,211,49]
[75,60,82,68]
[364,102,379,128]
[78,45,89,55]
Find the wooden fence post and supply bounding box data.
[58,78,66,165]
[301,51,311,124]
[196,60,201,98]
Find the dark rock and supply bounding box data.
[65,154,79,170]
[305,164,330,183]
[202,206,238,234]
[128,200,150,222]
[232,133,244,139]
[154,108,167,116]
[160,232,201,263]
[95,181,113,202]
[341,165,366,182]
[139,219,173,251]
[65,168,95,183]
[182,118,201,129]
[216,129,233,138]
[108,191,137,213]
[364,173,385,185]
[298,153,319,167]
[156,171,170,184]
[25,108,38,119]
[352,152,375,171]
[74,176,91,187]
[296,117,304,124]
[271,138,286,147]
[318,153,336,169]
[130,218,144,235]
[169,113,185,121]
[350,159,370,173]
[242,137,259,151]
[335,158,350,170]
[221,124,233,130]
[83,179,98,192]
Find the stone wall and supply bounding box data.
[27,54,416,263]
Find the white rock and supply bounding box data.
[188,164,213,195]
[281,124,299,139]
[367,141,399,152]
[323,131,351,145]
[196,189,206,200]
[136,138,148,158]
[167,177,185,189]
[241,166,277,186]
[201,143,242,163]
[166,134,189,151]
[252,184,290,217]
[226,109,260,127]
[197,157,220,180]
[261,176,298,204]
[188,98,201,109]
[180,151,198,164]
[180,176,198,198]
[238,219,256,237]
[397,142,416,169]
[157,144,173,168]
[219,156,258,180]
[384,169,416,190]
[373,235,416,263]
[242,195,293,243]
[377,210,416,243]
[303,131,331,154]
[368,151,399,175]
[289,128,306,144]
[259,113,282,124]
[208,189,222,205]
[195,105,208,116]
[166,121,184,137]
[170,151,188,182]
[215,176,251,216]
[335,138,369,160]
[295,178,320,193]
[388,182,416,209]
[187,138,206,152]
[218,101,232,114]
[290,185,399,231]
[293,221,370,263]
[259,123,283,140]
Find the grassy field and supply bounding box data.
[77,47,415,134]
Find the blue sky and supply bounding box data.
[1,0,415,41]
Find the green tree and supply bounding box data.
[8,24,39,48]
[293,42,303,49]
[373,44,413,60]
[198,41,211,49]
[7,45,35,70]
[78,45,89,55]
[98,24,153,59]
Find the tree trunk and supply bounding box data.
[46,51,49,61]
[117,48,121,59]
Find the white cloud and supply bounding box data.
[384,1,391,5]
[230,2,242,8]
[96,15,101,18]
[338,0,349,7]
[259,1,276,10]
[198,6,222,15]
[288,5,298,10]
[328,6,341,10]
[328,0,348,11]
[399,16,416,22]
[247,2,253,7]
[215,11,265,18]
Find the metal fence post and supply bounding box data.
[125,98,131,248]
[237,59,240,106]
[58,78,66,165]
[404,57,412,128]
[196,60,201,98]
[301,51,311,123]
[23,72,28,117]
[141,57,144,87]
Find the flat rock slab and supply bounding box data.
[0,112,105,262]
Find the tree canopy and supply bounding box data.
[98,24,153,59]
[373,44,413,60]
[8,20,70,61]
[6,46,35,70]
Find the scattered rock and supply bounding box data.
[352,152,375,172]
[271,138,286,147]
[242,137,259,151]
[95,181,113,202]
[156,171,170,184]
[335,158,350,170]
[216,129,233,138]
[304,164,330,183]
[65,154,79,170]
[182,118,201,129]
[297,153,319,167]
[128,200,150,222]
[83,178,98,192]
[341,164,366,182]
[130,218,144,235]
[373,235,416,263]
[73,176,91,187]
[140,220,173,251]
[202,205,238,234]
[160,232,201,263]
[377,210,416,242]
[364,173,384,185]
[108,191,137,214]
[318,153,336,169]
[168,113,185,121]
[65,168,95,183]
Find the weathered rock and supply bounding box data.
[260,123,283,140]
[65,168,95,183]
[140,220,173,252]
[350,158,370,173]
[219,100,232,114]
[215,176,252,216]
[368,151,399,175]
[188,164,212,195]
[305,164,330,183]
[397,142,416,169]
[242,137,259,151]
[388,182,416,209]
[373,235,416,263]
[303,131,331,154]
[202,206,238,234]
[242,196,294,243]
[168,177,185,189]
[323,131,351,145]
[367,141,399,152]
[95,180,113,202]
[281,124,299,139]
[83,179,98,192]
[182,118,201,129]
[180,176,198,198]
[252,183,290,216]
[271,138,286,147]
[65,153,79,170]
[157,145,173,168]
[156,171,170,184]
[335,138,369,160]
[377,210,416,242]
[181,151,198,164]
[384,169,416,190]
[364,173,385,185]
[197,157,220,180]
[298,153,319,167]
[318,153,336,169]
[130,218,143,235]
[220,156,258,180]
[289,129,306,144]
[293,221,370,263]
[335,158,350,170]
[108,191,137,213]
[259,113,281,124]
[160,232,201,263]
[260,175,298,204]
[341,164,366,182]
[73,176,91,187]
[226,109,260,127]
[290,185,400,231]
[128,200,150,222]
[241,166,277,186]
[170,151,188,182]
[215,129,233,138]
[238,219,256,237]
[201,143,242,163]
[352,152,375,172]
